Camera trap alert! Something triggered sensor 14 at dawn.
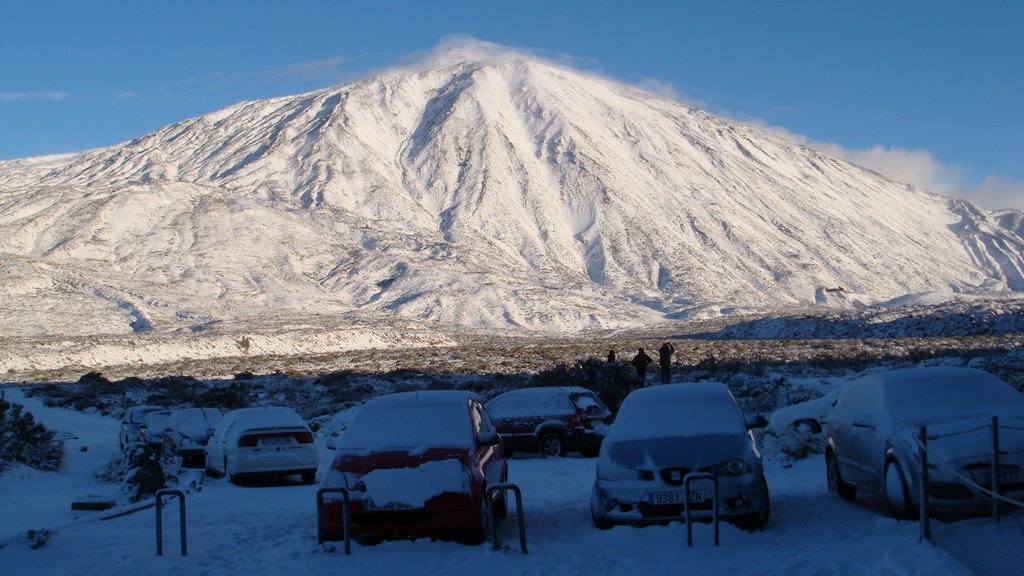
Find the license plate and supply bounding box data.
[367,499,419,511]
[649,491,705,506]
[259,436,295,447]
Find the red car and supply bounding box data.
[318,391,508,544]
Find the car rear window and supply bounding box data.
[340,401,472,451]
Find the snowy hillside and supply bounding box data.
[1,43,1022,340]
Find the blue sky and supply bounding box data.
[2,0,1021,209]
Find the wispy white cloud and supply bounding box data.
[180,56,348,88]
[0,92,69,102]
[745,118,1023,211]
[263,56,347,83]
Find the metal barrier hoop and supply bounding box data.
[155,489,187,556]
[316,487,352,554]
[683,472,720,547]
[486,483,527,553]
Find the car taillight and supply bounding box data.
[295,431,315,444]
[569,410,592,429]
[237,435,259,447]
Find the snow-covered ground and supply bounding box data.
[0,387,973,575]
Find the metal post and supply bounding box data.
[683,472,720,547]
[486,483,527,554]
[991,416,1001,522]
[918,426,930,543]
[316,488,351,554]
[155,489,187,556]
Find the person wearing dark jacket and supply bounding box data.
[658,342,675,384]
[631,347,654,384]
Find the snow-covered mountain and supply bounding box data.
[1,45,1022,338]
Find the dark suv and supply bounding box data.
[486,387,612,458]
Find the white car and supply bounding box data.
[138,409,173,450]
[205,406,318,484]
[161,407,224,468]
[825,367,1024,518]
[591,382,770,530]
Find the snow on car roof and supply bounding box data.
[226,406,308,429]
[608,382,746,440]
[850,367,1024,422]
[338,391,476,452]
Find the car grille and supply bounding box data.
[660,467,692,486]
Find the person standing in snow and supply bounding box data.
[658,342,675,384]
[631,347,654,384]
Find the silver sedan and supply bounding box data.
[591,382,770,530]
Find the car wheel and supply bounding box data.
[226,457,238,484]
[591,485,613,530]
[466,495,492,545]
[538,432,566,458]
[732,475,770,530]
[493,486,508,518]
[827,451,857,501]
[885,461,916,520]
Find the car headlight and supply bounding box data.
[713,459,752,477]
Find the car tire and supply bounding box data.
[732,475,770,530]
[885,461,916,520]
[591,485,613,530]
[538,432,567,458]
[226,457,238,484]
[827,451,857,501]
[493,487,508,518]
[467,496,492,545]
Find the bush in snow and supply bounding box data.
[120,444,175,503]
[759,422,826,463]
[26,528,51,549]
[0,398,64,474]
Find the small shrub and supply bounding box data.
[0,399,64,473]
[121,445,171,503]
[26,528,51,549]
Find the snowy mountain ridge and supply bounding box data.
[1,46,1022,339]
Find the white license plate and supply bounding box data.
[649,491,705,506]
[259,436,295,447]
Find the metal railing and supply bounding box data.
[915,417,1024,542]
[486,483,527,553]
[155,489,187,556]
[683,472,720,546]
[316,487,352,554]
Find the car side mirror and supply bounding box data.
[478,431,501,447]
[746,414,768,430]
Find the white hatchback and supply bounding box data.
[205,406,318,484]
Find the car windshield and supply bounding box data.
[340,401,472,451]
[612,386,745,440]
